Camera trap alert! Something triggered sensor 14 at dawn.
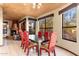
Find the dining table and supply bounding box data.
[30,35,44,56]
[37,38,42,56]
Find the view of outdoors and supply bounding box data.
[62,7,77,42]
[29,20,36,34]
[39,17,53,35]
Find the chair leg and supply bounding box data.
[53,49,56,56]
[48,52,50,56]
[32,47,34,52]
[23,44,25,49]
[40,49,42,55]
[36,46,38,53]
[21,43,22,47]
[21,42,23,47]
[24,44,28,52]
[26,49,29,56]
[24,46,27,52]
[21,42,24,49]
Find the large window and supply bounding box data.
[3,22,8,34]
[39,19,45,35]
[29,20,36,34]
[39,14,53,35]
[62,7,77,42]
[46,17,53,32]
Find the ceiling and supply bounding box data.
[1,3,66,20]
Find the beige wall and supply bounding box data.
[37,4,79,55]
[0,7,3,45]
[54,4,79,55]
[36,20,39,35]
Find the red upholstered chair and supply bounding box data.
[38,31,42,39]
[19,30,25,48]
[23,31,37,55]
[40,32,57,56]
[41,32,49,45]
[44,32,49,40]
[23,31,30,52]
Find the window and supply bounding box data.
[29,20,36,34]
[62,7,77,42]
[39,19,45,35]
[3,22,8,34]
[46,17,53,32]
[39,14,53,35]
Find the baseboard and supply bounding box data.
[0,45,4,47]
[56,45,78,56]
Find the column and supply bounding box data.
[0,7,3,45]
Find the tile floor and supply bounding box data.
[0,39,75,56]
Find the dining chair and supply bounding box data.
[38,31,42,39]
[44,32,49,40]
[23,31,37,55]
[40,32,57,56]
[23,31,30,52]
[19,30,25,48]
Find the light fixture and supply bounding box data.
[33,3,42,9]
[24,3,26,6]
[33,3,36,9]
[72,29,76,33]
[23,3,42,9]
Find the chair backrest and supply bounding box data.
[23,31,29,45]
[19,30,23,40]
[23,31,29,47]
[44,32,49,40]
[38,31,42,39]
[48,32,57,51]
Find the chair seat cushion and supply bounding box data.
[41,44,48,49]
[28,42,37,48]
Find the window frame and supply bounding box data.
[38,14,54,34]
[62,7,77,42]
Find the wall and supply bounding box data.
[37,4,79,55]
[26,17,29,31]
[36,20,39,35]
[54,4,79,55]
[0,7,3,45]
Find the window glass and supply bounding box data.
[63,7,76,27]
[29,20,36,34]
[39,16,53,35]
[46,17,53,32]
[62,7,77,42]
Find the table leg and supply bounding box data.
[38,41,41,56]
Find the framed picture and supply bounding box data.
[62,7,77,42]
